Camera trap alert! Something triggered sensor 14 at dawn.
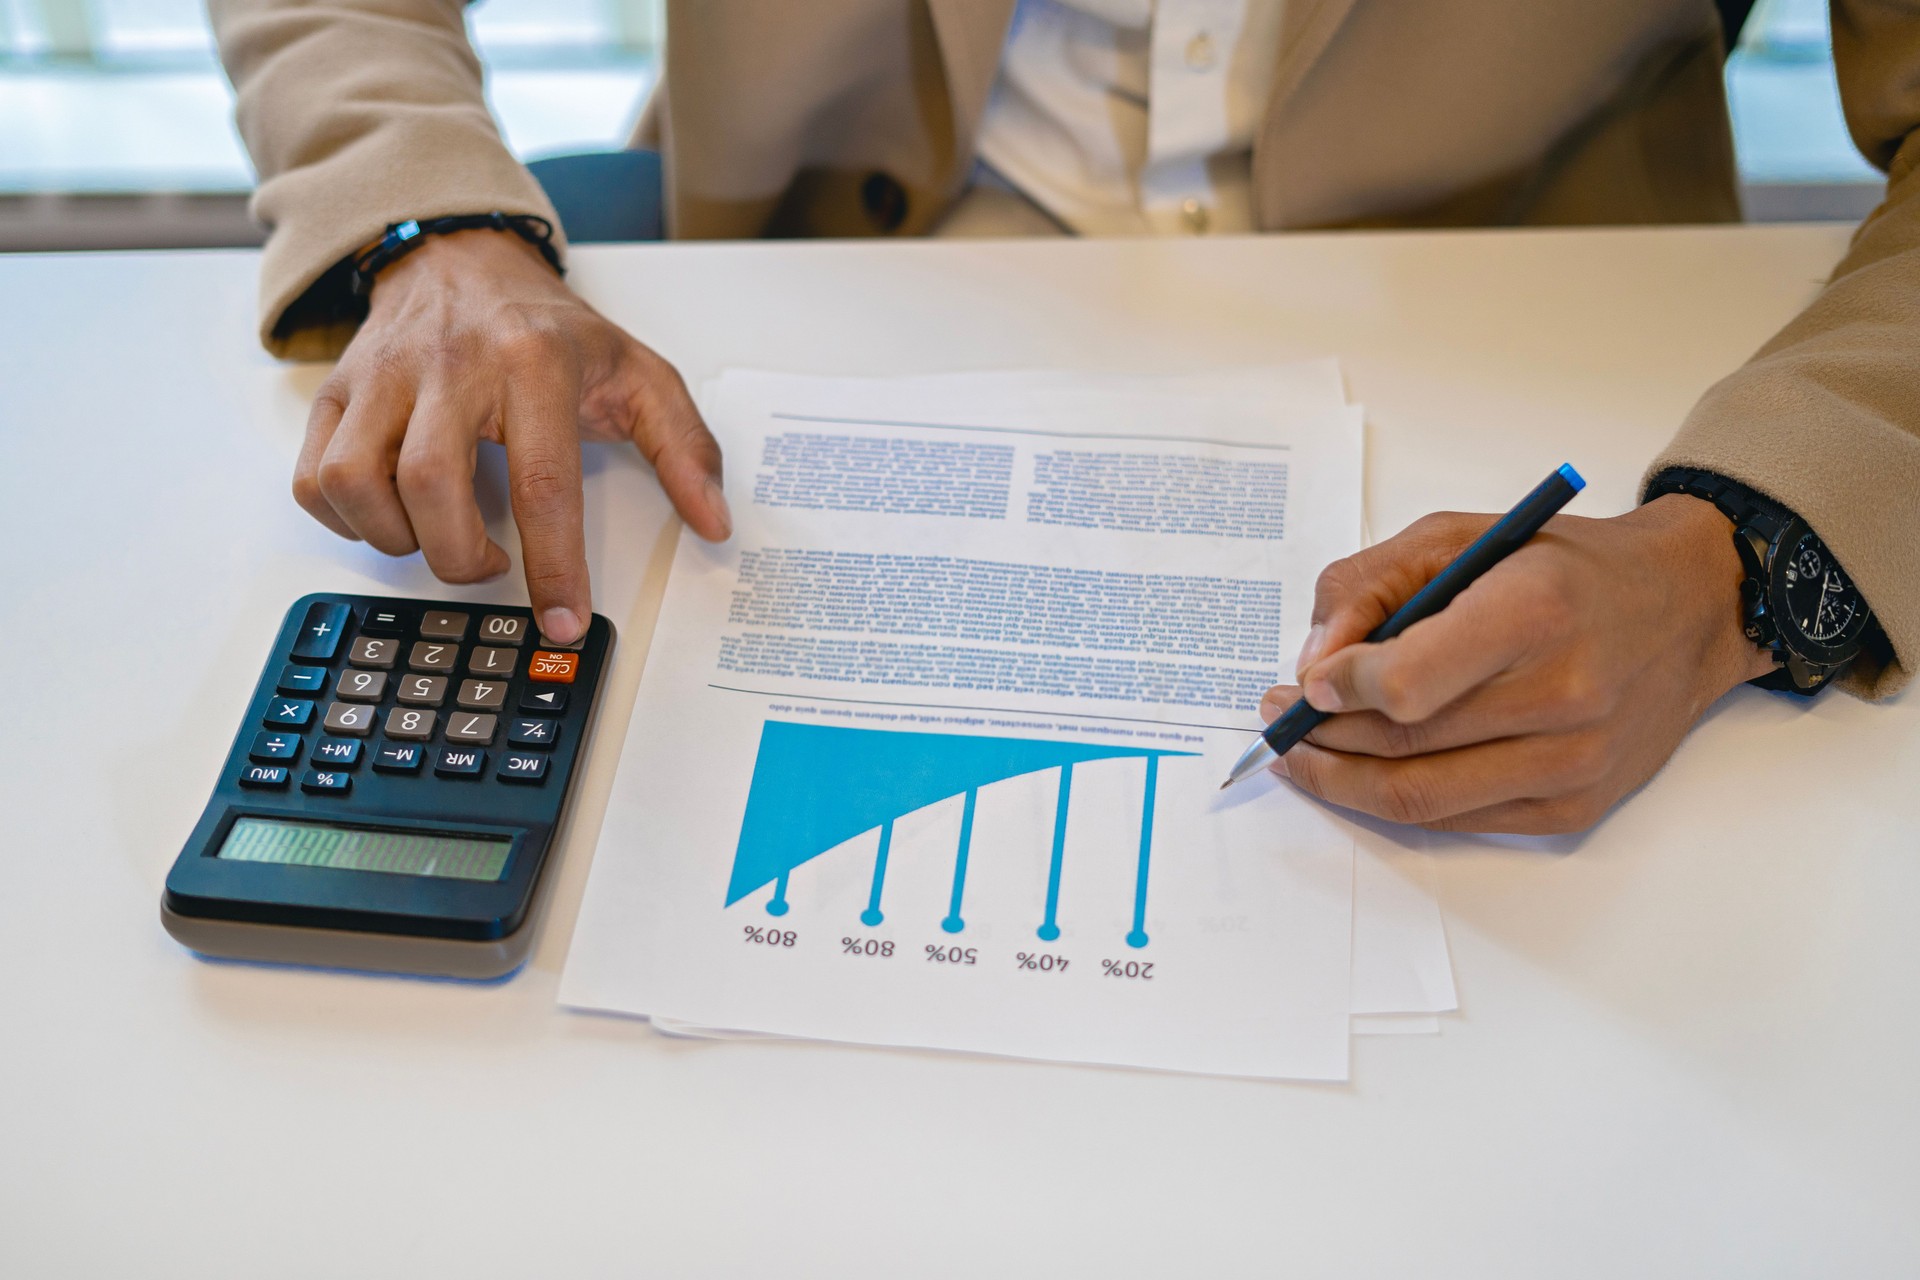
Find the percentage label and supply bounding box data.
[841,937,894,957]
[1101,959,1153,980]
[1015,952,1068,973]
[924,944,977,965]
[743,925,797,947]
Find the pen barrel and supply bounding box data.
[1363,469,1580,645]
[1248,466,1579,772]
[1261,696,1331,755]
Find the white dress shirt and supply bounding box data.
[969,0,1288,236]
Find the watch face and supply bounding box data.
[1775,523,1870,660]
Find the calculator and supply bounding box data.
[161,594,613,978]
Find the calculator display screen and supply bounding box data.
[217,817,511,882]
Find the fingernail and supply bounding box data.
[1269,753,1291,778]
[1304,675,1344,713]
[1259,697,1282,721]
[541,607,581,645]
[705,479,733,540]
[1295,624,1328,680]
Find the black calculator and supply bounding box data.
[162,594,613,978]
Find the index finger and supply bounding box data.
[502,370,590,644]
[1300,573,1533,722]
[1297,511,1495,675]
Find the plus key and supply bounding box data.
[290,600,350,661]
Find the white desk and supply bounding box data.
[3,227,1916,1277]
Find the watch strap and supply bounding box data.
[1644,467,1820,695]
[1644,466,1790,535]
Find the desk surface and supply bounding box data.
[3,226,1916,1278]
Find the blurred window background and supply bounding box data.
[0,0,662,248]
[0,0,1884,250]
[1727,0,1881,220]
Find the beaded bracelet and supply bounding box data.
[348,211,563,299]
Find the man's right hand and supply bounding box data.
[294,228,731,645]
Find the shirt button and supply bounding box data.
[1181,198,1211,233]
[1185,32,1216,71]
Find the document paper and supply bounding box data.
[564,368,1376,1078]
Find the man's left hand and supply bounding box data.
[1261,494,1777,834]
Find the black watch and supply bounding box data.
[1645,467,1873,695]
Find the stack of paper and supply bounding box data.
[561,362,1455,1080]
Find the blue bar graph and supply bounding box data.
[1126,755,1158,949]
[941,790,977,935]
[729,722,1192,947]
[860,819,893,927]
[1036,764,1073,943]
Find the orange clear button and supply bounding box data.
[527,650,578,684]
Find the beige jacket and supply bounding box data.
[210,0,1918,694]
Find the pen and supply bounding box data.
[1220,463,1588,790]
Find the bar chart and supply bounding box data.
[727,721,1194,949]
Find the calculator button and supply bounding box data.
[312,737,362,768]
[290,600,351,661]
[334,668,387,702]
[264,698,315,729]
[301,769,352,795]
[469,646,517,677]
[445,712,497,745]
[478,614,528,646]
[535,628,585,652]
[419,611,470,641]
[456,679,508,711]
[383,707,437,741]
[249,731,302,764]
[528,650,578,683]
[277,664,328,695]
[395,674,448,707]
[408,641,458,674]
[322,701,376,737]
[348,636,400,669]
[435,747,487,778]
[359,606,410,635]
[239,764,290,789]
[519,685,569,714]
[372,742,424,773]
[498,752,549,784]
[507,718,560,750]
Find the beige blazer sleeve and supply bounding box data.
[1649,1,1920,698]
[209,0,564,359]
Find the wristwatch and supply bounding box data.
[1645,467,1875,694]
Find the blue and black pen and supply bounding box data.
[1220,463,1588,790]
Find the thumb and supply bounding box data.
[1298,510,1495,678]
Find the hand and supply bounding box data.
[293,229,730,644]
[1260,494,1776,834]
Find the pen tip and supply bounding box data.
[1218,779,1231,790]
